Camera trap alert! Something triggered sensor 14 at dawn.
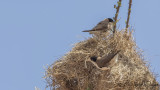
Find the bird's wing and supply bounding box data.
[92,21,108,30]
[82,20,109,32]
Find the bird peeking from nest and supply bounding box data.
[82,18,114,33]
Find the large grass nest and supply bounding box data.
[45,30,159,90]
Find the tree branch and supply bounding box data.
[113,0,122,34]
[125,0,132,32]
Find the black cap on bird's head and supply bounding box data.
[108,18,114,22]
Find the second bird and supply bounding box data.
[82,18,114,32]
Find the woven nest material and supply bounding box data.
[45,30,159,90]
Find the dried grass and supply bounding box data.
[45,30,159,90]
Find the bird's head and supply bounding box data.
[103,18,114,23]
[108,18,114,22]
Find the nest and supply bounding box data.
[45,30,159,90]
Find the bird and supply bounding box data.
[82,18,114,32]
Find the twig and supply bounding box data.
[113,0,122,34]
[125,0,132,33]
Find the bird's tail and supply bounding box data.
[82,29,96,32]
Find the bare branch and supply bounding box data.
[125,0,132,32]
[113,0,122,34]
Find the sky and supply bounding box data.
[0,0,160,90]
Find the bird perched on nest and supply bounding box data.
[82,18,114,33]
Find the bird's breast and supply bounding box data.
[107,23,114,30]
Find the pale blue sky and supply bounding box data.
[0,0,159,90]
